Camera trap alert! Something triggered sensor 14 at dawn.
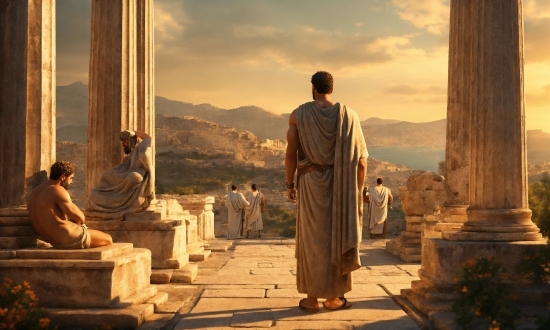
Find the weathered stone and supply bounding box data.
[0,216,31,226]
[189,249,211,261]
[0,208,29,217]
[0,226,37,237]
[230,310,274,328]
[171,264,198,283]
[86,219,183,231]
[0,248,152,308]
[202,289,266,298]
[0,1,55,208]
[16,242,133,260]
[126,211,164,221]
[136,313,175,330]
[0,237,37,249]
[151,254,189,269]
[143,291,169,312]
[48,304,154,329]
[150,269,174,284]
[110,285,158,308]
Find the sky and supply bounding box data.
[56,0,550,130]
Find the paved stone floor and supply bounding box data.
[138,238,422,330]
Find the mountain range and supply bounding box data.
[56,82,550,161]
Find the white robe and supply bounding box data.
[367,186,390,234]
[225,191,249,239]
[244,191,264,231]
[88,137,154,217]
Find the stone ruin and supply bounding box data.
[0,1,230,327]
[386,172,446,262]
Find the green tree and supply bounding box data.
[528,173,550,238]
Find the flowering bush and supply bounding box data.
[0,278,55,329]
[452,257,521,330]
[520,242,550,284]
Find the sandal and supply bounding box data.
[323,297,352,310]
[298,298,319,313]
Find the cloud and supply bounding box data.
[383,84,446,95]
[524,17,550,63]
[390,0,450,35]
[526,85,550,107]
[524,0,550,20]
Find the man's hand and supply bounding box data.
[287,188,296,203]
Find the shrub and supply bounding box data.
[520,242,550,284]
[528,173,550,238]
[452,257,521,330]
[0,277,55,329]
[262,204,296,237]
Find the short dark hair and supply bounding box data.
[231,184,237,190]
[251,183,257,191]
[377,178,383,184]
[311,71,333,94]
[50,161,76,180]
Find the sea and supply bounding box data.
[367,146,445,173]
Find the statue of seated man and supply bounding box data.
[27,161,113,249]
[88,130,155,217]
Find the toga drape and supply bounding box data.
[295,101,368,298]
[88,137,154,217]
[367,186,390,234]
[245,191,264,231]
[225,190,249,239]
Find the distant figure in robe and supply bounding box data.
[27,161,112,249]
[244,183,265,238]
[225,184,249,239]
[285,71,368,312]
[88,130,155,218]
[366,177,393,239]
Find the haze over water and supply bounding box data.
[368,146,445,172]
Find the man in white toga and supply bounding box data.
[225,184,249,239]
[244,183,265,238]
[366,177,393,239]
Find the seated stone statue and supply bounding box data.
[88,130,155,217]
[27,161,113,249]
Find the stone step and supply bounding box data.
[392,295,434,330]
[401,246,421,255]
[0,236,36,249]
[0,216,31,226]
[16,242,134,260]
[144,291,169,313]
[126,211,165,221]
[189,249,211,261]
[150,269,174,284]
[111,285,158,308]
[0,225,37,237]
[48,304,154,329]
[401,289,453,316]
[152,254,189,270]
[86,219,184,231]
[170,263,198,283]
[401,231,421,239]
[0,207,28,217]
[398,253,421,263]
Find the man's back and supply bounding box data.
[28,182,82,245]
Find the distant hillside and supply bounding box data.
[361,117,402,126]
[363,119,446,148]
[527,130,550,164]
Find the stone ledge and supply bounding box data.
[152,254,189,269]
[150,269,174,284]
[110,285,158,308]
[48,304,154,329]
[0,248,151,268]
[0,225,37,236]
[144,291,169,312]
[0,236,37,249]
[0,216,31,226]
[0,207,28,217]
[87,219,183,231]
[16,242,133,260]
[126,211,165,221]
[171,264,198,283]
[189,249,211,261]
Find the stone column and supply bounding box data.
[0,0,56,207]
[443,0,471,213]
[136,0,155,189]
[444,0,542,242]
[86,0,137,204]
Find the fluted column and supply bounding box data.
[136,0,155,192]
[443,0,471,211]
[86,0,137,206]
[0,0,56,207]
[444,0,542,241]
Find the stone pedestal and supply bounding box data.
[0,242,165,328]
[0,207,38,250]
[0,0,55,207]
[386,172,446,262]
[86,200,189,269]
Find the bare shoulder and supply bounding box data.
[288,109,297,125]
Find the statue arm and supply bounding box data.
[134,131,151,140]
[285,110,299,202]
[56,188,85,225]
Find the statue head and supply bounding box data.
[50,161,76,190]
[119,130,138,154]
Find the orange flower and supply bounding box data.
[39,317,50,328]
[461,286,468,293]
